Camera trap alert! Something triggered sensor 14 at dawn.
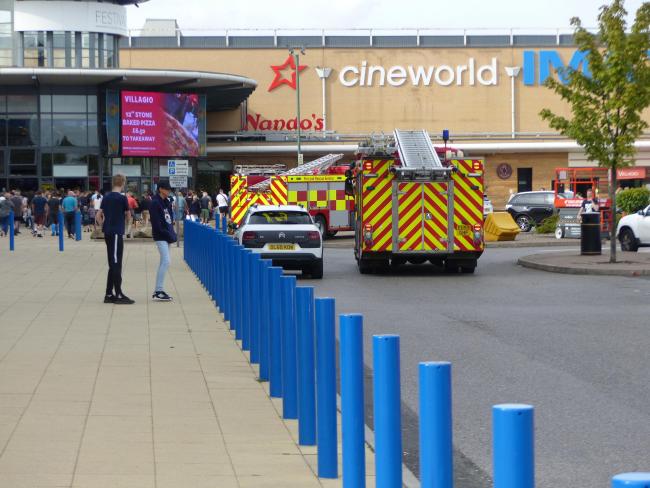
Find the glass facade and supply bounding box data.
[18,31,118,69]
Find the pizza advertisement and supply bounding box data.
[121,91,205,157]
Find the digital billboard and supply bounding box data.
[121,91,205,157]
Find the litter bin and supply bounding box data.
[580,212,601,255]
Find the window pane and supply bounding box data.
[0,150,4,175]
[41,153,52,176]
[52,152,86,164]
[0,119,6,145]
[88,95,97,113]
[40,94,51,113]
[87,117,98,146]
[7,95,38,113]
[40,114,52,147]
[52,115,87,147]
[88,154,98,176]
[8,115,38,146]
[52,95,87,113]
[10,149,36,164]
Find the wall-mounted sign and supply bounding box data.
[167,159,189,176]
[14,1,128,37]
[496,163,513,180]
[169,175,188,189]
[617,167,646,180]
[245,112,324,131]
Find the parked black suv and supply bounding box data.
[505,191,556,231]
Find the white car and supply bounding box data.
[234,205,324,278]
[617,205,650,252]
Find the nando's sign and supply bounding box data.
[246,112,324,132]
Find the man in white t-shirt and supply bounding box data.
[216,188,229,217]
[90,190,102,233]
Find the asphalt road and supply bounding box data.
[302,245,650,488]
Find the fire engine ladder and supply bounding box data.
[248,153,344,191]
[393,129,452,179]
[234,164,286,176]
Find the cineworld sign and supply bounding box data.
[337,49,650,88]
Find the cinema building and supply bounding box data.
[1,3,649,207]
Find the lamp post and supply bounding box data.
[315,67,332,132]
[290,47,305,165]
[504,66,521,139]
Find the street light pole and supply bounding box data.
[290,47,305,165]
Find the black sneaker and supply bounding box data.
[152,291,173,302]
[103,295,116,303]
[114,295,135,305]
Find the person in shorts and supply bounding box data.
[31,190,48,238]
[95,174,134,305]
[216,188,229,219]
[199,191,212,224]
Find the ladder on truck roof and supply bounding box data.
[248,153,344,191]
[393,129,451,178]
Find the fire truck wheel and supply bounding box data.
[358,258,374,274]
[326,230,338,238]
[460,265,476,274]
[444,261,460,273]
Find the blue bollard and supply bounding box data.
[249,254,261,364]
[612,473,650,487]
[239,249,252,343]
[316,297,338,478]
[8,210,14,251]
[281,275,298,419]
[340,314,366,488]
[258,260,271,381]
[75,211,82,241]
[296,286,316,446]
[419,362,452,488]
[493,404,534,488]
[373,335,402,488]
[222,215,228,233]
[58,211,64,251]
[268,266,283,398]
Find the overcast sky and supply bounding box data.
[127,0,647,33]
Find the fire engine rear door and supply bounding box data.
[394,181,451,252]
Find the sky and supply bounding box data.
[126,0,648,33]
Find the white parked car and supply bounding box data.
[616,205,650,252]
[234,205,324,278]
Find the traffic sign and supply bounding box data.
[168,159,189,176]
[169,175,188,189]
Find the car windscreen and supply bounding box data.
[248,211,312,225]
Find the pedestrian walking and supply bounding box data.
[61,191,78,238]
[89,189,102,234]
[150,181,177,302]
[10,191,24,235]
[189,194,201,222]
[216,188,229,218]
[199,191,212,224]
[0,193,13,237]
[31,190,48,238]
[47,192,61,235]
[95,174,134,305]
[140,192,152,228]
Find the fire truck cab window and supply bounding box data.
[249,211,312,225]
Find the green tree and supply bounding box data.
[540,0,650,262]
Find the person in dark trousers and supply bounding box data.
[150,181,177,301]
[95,174,134,305]
[47,192,60,235]
[61,190,78,238]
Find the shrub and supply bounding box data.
[616,187,650,213]
[535,214,559,234]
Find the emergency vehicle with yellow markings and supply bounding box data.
[352,129,485,274]
[230,154,355,237]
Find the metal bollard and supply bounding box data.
[8,210,14,251]
[222,215,228,233]
[75,211,82,241]
[280,275,298,419]
[315,297,337,478]
[58,211,64,251]
[296,286,316,446]
[249,254,261,364]
[268,266,283,398]
[258,259,271,381]
[340,314,366,488]
[419,362,452,488]
[493,404,534,488]
[612,473,650,487]
[373,335,402,488]
[239,249,252,343]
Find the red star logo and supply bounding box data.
[268,55,308,92]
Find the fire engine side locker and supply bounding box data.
[391,181,453,253]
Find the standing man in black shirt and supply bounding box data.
[95,174,134,305]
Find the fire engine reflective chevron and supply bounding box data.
[451,159,484,251]
[396,182,449,252]
[361,160,394,252]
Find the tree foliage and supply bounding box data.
[616,187,650,213]
[540,0,650,261]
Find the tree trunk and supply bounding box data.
[609,170,617,263]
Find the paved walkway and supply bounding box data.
[0,235,375,488]
[518,249,650,276]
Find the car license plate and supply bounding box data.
[268,244,296,251]
[456,224,471,236]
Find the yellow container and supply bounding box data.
[484,212,521,241]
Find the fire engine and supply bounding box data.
[230,154,355,237]
[352,129,485,274]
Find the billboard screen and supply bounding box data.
[121,91,204,157]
